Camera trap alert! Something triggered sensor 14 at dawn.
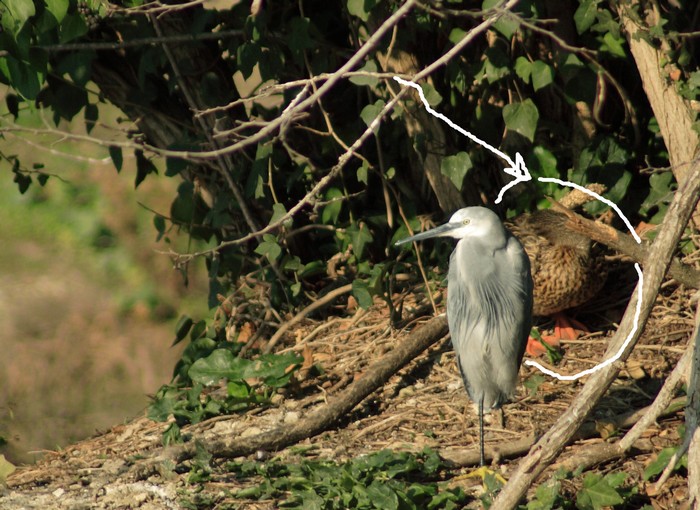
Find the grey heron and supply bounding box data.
[396,206,533,466]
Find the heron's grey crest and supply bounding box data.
[396,206,533,466]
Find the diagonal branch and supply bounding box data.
[548,200,700,289]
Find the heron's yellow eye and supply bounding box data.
[462,219,470,225]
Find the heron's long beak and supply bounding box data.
[395,222,460,246]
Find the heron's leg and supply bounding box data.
[459,400,507,486]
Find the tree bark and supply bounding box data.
[617,1,700,216]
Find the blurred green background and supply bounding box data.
[0,87,209,464]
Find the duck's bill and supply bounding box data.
[394,222,458,246]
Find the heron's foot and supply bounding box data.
[458,466,507,486]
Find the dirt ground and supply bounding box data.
[1,257,694,509]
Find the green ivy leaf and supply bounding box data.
[347,0,377,21]
[189,349,250,386]
[153,215,166,242]
[243,353,302,387]
[441,152,472,190]
[367,480,399,509]
[321,187,343,224]
[5,57,43,99]
[349,60,378,87]
[59,13,88,43]
[575,472,625,510]
[574,0,599,34]
[448,28,467,45]
[420,82,442,107]
[483,0,519,38]
[227,380,251,399]
[255,234,282,263]
[601,32,626,58]
[348,222,373,259]
[173,315,193,345]
[270,203,292,229]
[357,160,369,185]
[526,478,560,510]
[45,0,69,24]
[360,100,386,134]
[530,146,558,177]
[352,280,373,309]
[481,47,510,84]
[1,0,36,35]
[12,169,32,194]
[531,61,554,91]
[640,172,675,217]
[643,447,686,481]
[237,42,261,79]
[165,157,188,177]
[84,103,98,133]
[6,93,19,119]
[503,99,539,142]
[514,56,532,83]
[288,17,313,52]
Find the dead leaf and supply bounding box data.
[237,322,255,344]
[595,420,617,440]
[346,295,358,313]
[623,360,646,380]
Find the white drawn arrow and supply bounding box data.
[393,75,646,382]
[393,76,531,204]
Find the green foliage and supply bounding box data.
[147,314,303,442]
[523,477,562,510]
[575,472,630,510]
[229,448,467,509]
[643,446,687,481]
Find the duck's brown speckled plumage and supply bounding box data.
[507,209,607,317]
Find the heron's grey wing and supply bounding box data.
[503,232,534,368]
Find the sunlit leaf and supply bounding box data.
[347,0,377,21]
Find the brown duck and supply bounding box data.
[506,192,608,356]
